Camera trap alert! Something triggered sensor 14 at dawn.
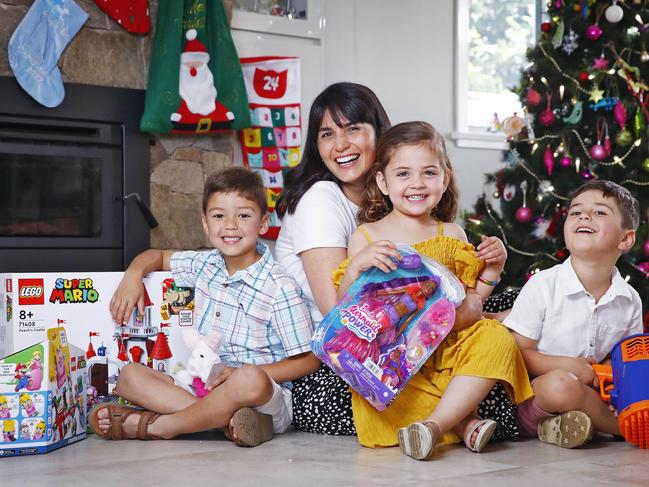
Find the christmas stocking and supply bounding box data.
[94,0,150,34]
[8,0,88,108]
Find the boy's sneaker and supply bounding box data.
[537,410,593,448]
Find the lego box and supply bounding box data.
[0,327,86,456]
[0,272,195,400]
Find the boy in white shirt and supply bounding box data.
[504,180,643,448]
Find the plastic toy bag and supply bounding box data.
[312,247,465,410]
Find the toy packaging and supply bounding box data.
[0,326,86,456]
[0,272,195,404]
[312,248,465,411]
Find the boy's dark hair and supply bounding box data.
[569,180,639,230]
[202,167,267,215]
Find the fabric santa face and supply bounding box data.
[178,29,217,115]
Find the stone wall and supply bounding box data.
[0,0,234,251]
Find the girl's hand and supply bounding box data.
[349,240,401,274]
[477,235,507,271]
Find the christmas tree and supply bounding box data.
[464,0,648,321]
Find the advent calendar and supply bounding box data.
[239,57,301,239]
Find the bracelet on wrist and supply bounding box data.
[477,275,500,287]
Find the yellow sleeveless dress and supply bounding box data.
[332,223,533,448]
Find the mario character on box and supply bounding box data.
[312,248,464,410]
[0,326,86,456]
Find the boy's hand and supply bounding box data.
[109,273,146,325]
[206,366,237,391]
[568,357,598,386]
[349,240,401,274]
[476,235,507,272]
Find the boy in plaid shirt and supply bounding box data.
[91,167,318,446]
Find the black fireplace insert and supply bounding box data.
[0,77,153,272]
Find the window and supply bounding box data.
[452,0,542,149]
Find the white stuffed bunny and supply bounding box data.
[173,328,223,397]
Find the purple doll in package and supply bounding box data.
[312,247,465,410]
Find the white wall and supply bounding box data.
[323,0,502,214]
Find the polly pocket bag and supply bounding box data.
[312,247,465,411]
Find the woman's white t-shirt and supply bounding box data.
[275,181,358,325]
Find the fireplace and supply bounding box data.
[0,77,153,272]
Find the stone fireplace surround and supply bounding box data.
[0,0,236,264]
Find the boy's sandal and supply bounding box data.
[537,410,593,449]
[90,403,162,440]
[223,407,273,447]
[397,420,441,460]
[463,418,497,453]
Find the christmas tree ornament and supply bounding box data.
[616,128,633,145]
[643,239,649,256]
[561,29,579,55]
[8,0,88,108]
[634,107,646,136]
[563,101,583,124]
[589,118,608,160]
[503,184,516,201]
[515,181,533,223]
[544,145,555,175]
[539,93,557,126]
[527,87,542,106]
[605,0,624,23]
[93,0,150,34]
[585,24,603,40]
[501,114,525,138]
[532,217,551,239]
[577,71,590,83]
[642,157,649,172]
[524,108,536,139]
[541,22,552,33]
[552,20,565,49]
[493,190,500,199]
[505,149,521,168]
[589,86,604,103]
[580,167,594,179]
[560,155,572,167]
[547,208,566,237]
[555,248,569,260]
[641,51,649,62]
[539,180,554,193]
[614,100,627,129]
[592,54,609,70]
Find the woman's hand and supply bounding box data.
[349,240,401,274]
[477,235,507,272]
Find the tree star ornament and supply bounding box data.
[589,87,604,103]
[593,55,609,70]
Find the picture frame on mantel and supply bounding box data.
[231,0,323,39]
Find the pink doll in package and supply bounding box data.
[312,248,464,410]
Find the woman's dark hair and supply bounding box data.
[276,82,391,217]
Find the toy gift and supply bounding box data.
[0,326,86,456]
[312,248,465,411]
[592,333,649,449]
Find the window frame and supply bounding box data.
[231,0,324,40]
[451,0,543,150]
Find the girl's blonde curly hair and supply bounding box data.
[358,121,459,224]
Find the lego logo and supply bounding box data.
[19,286,43,298]
[18,278,45,305]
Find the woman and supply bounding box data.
[276,82,519,438]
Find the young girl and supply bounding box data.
[337,121,533,460]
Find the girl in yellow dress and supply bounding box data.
[336,121,533,460]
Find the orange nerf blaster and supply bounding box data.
[592,333,649,449]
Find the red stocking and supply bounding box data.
[94,0,150,34]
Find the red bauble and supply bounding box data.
[560,156,572,167]
[516,206,534,223]
[589,144,606,160]
[527,87,542,106]
[541,22,552,33]
[555,248,569,260]
[578,71,590,83]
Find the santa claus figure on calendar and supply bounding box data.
[170,29,234,134]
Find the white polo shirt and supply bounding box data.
[504,257,643,363]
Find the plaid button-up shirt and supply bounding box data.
[170,243,313,367]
